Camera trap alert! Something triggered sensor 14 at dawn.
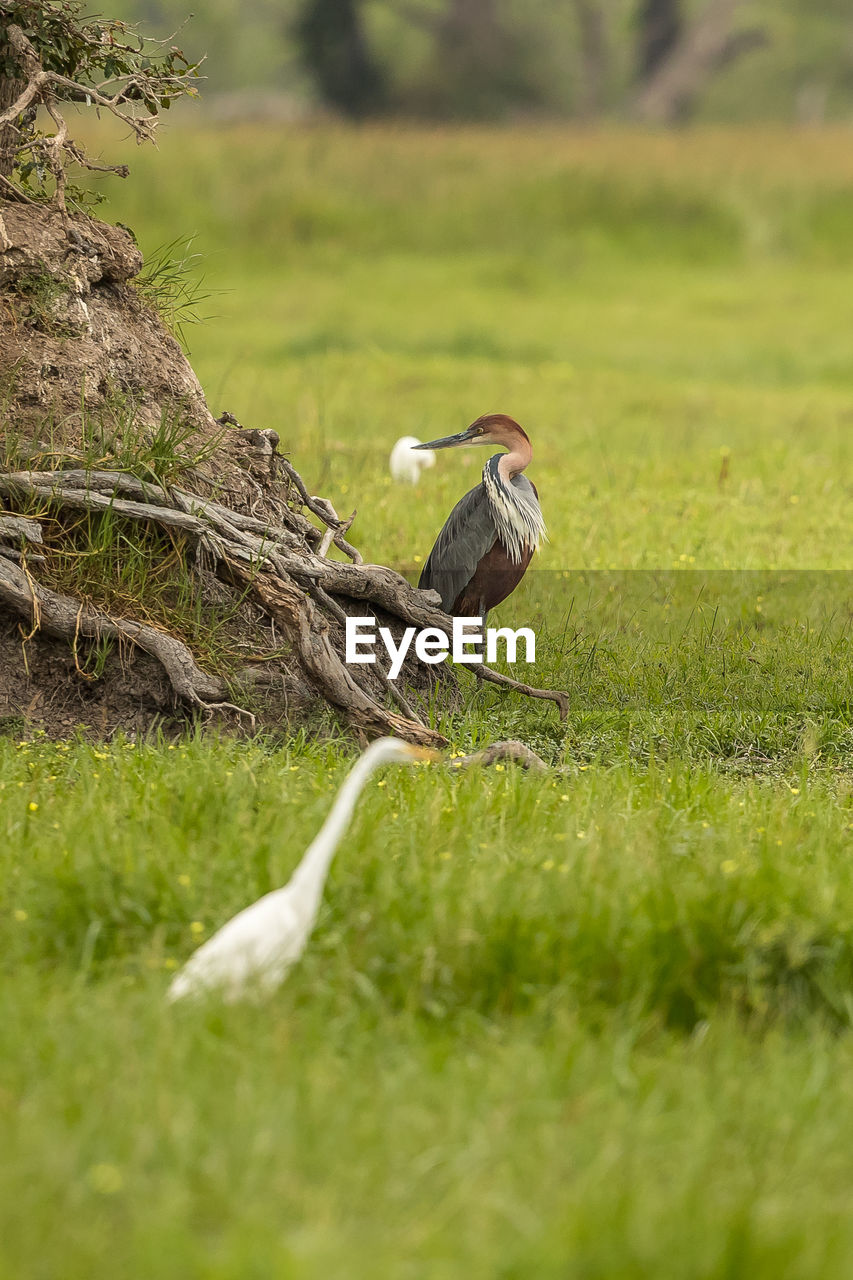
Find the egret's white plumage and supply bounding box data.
[390,436,436,484]
[167,738,435,1003]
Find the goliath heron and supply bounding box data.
[390,435,436,484]
[414,413,545,621]
[167,739,437,1003]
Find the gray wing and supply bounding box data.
[418,483,496,612]
[513,474,538,504]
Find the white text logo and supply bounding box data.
[345,616,535,679]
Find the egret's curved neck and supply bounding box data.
[497,434,532,482]
[289,750,383,908]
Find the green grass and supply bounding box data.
[6,122,853,1275]
[80,122,853,571]
[4,735,853,1277]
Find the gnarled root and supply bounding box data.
[0,457,569,743]
[0,553,226,708]
[226,562,446,748]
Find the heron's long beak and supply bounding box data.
[407,745,441,761]
[413,426,481,451]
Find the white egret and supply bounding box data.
[167,738,437,1003]
[389,435,436,484]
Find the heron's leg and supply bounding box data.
[476,607,489,661]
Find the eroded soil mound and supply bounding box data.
[0,203,294,520]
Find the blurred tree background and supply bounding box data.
[110,0,853,123]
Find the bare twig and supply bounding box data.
[279,457,364,564]
[379,674,422,724]
[465,663,569,720]
[0,172,38,204]
[201,701,257,730]
[43,100,69,209]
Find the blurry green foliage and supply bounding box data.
[108,0,853,121]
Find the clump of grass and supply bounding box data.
[1,389,224,486]
[1,394,239,682]
[78,392,224,485]
[133,236,214,351]
[30,502,250,680]
[6,266,75,336]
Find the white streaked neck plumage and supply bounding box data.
[482,455,547,564]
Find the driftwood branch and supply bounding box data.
[215,412,363,564]
[0,475,210,536]
[277,458,363,564]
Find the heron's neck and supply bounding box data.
[288,751,380,909]
[497,435,532,482]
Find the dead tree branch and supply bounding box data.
[227,562,445,748]
[277,457,363,564]
[0,512,43,544]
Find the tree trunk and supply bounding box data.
[635,0,682,84]
[633,0,763,124]
[572,0,610,119]
[397,0,523,118]
[294,0,386,118]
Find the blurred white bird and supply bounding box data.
[167,738,437,1003]
[390,435,436,484]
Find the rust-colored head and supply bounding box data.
[414,413,530,452]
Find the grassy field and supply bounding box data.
[5,123,853,1276]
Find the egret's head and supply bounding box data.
[413,413,529,454]
[365,737,440,768]
[389,436,436,484]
